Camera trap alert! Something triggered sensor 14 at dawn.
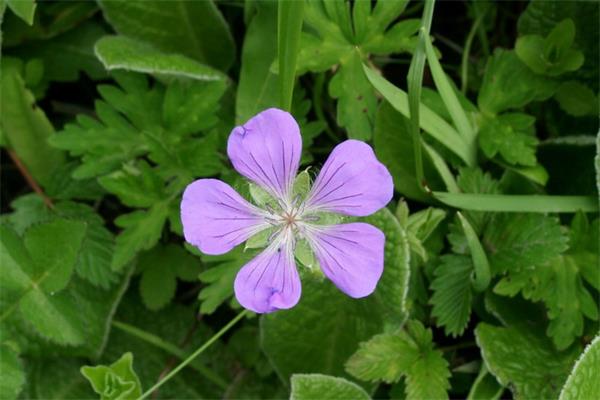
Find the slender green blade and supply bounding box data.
[433,192,598,213]
[278,0,304,111]
[423,30,475,147]
[363,64,474,166]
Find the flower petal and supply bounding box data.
[234,243,301,313]
[307,222,384,298]
[304,140,393,216]
[227,108,302,204]
[181,179,268,255]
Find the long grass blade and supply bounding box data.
[278,0,305,111]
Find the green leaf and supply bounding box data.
[1,222,131,352]
[430,255,473,337]
[363,65,474,166]
[0,58,65,186]
[478,49,557,115]
[363,207,411,325]
[261,278,384,382]
[475,322,578,399]
[290,374,369,400]
[373,101,444,202]
[102,295,226,398]
[10,20,107,83]
[0,345,25,400]
[6,195,119,289]
[422,30,475,146]
[112,203,169,271]
[138,244,200,310]
[236,0,279,123]
[554,81,599,117]
[98,0,234,70]
[197,247,255,314]
[479,116,538,166]
[20,358,95,399]
[456,212,491,292]
[329,50,376,140]
[95,35,227,81]
[81,352,142,400]
[432,192,599,213]
[278,0,304,111]
[98,161,166,208]
[559,334,600,400]
[6,0,35,25]
[466,365,504,400]
[483,213,568,273]
[347,321,450,399]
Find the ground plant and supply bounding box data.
[1,0,599,399]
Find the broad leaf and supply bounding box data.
[290,374,369,400]
[261,278,384,382]
[98,0,234,70]
[95,35,227,81]
[0,345,25,400]
[559,334,600,400]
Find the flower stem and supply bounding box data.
[137,310,248,400]
[111,320,227,389]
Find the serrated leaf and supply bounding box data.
[554,81,598,117]
[430,255,473,337]
[290,374,370,400]
[98,0,234,70]
[483,213,568,273]
[112,203,169,271]
[6,195,118,289]
[23,218,87,293]
[261,278,384,382]
[81,352,142,400]
[0,345,25,400]
[475,322,578,399]
[95,35,227,81]
[347,320,450,399]
[559,334,600,400]
[478,49,557,115]
[198,247,255,314]
[479,117,538,166]
[98,161,166,208]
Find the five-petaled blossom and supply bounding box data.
[181,108,394,313]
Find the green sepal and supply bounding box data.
[80,352,142,400]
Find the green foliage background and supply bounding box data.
[0,1,598,399]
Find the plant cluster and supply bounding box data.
[1,1,598,399]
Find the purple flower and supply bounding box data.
[181,108,394,313]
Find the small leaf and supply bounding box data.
[559,334,600,400]
[430,255,473,337]
[112,203,169,271]
[81,352,142,400]
[554,81,598,117]
[290,374,369,400]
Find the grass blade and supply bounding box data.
[423,30,476,148]
[433,192,599,213]
[278,0,304,111]
[457,212,491,292]
[363,65,474,166]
